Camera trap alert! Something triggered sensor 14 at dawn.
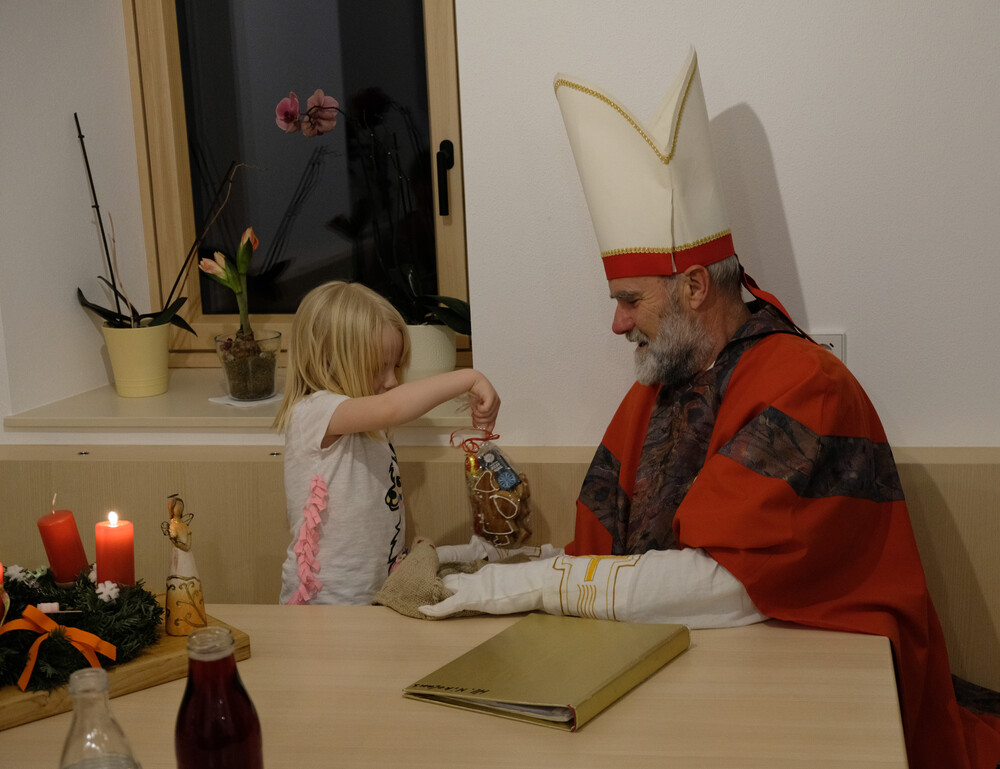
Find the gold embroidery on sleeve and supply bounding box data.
[551,554,641,620]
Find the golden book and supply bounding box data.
[403,613,690,731]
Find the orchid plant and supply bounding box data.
[199,227,260,340]
[275,89,340,137]
[74,112,246,336]
[74,113,195,334]
[273,88,471,336]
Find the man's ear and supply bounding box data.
[682,264,710,309]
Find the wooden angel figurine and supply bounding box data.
[161,494,207,636]
[0,562,9,628]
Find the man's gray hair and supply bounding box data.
[705,254,743,301]
[663,254,743,301]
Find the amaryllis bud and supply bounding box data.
[199,255,226,278]
[241,227,259,251]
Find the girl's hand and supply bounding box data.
[468,372,500,432]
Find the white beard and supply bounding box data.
[629,307,713,388]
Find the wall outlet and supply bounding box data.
[812,333,845,362]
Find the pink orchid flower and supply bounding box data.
[275,92,301,133]
[303,89,339,136]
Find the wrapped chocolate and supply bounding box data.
[456,434,532,548]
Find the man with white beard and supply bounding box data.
[420,48,1000,769]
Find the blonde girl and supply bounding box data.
[274,281,500,605]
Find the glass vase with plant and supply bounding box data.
[200,227,281,400]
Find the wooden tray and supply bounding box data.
[0,612,250,731]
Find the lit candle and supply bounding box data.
[37,501,90,584]
[95,511,135,586]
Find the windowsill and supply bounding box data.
[3,369,469,432]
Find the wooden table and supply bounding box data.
[0,605,908,768]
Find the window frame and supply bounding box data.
[122,0,469,366]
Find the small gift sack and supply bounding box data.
[453,431,533,548]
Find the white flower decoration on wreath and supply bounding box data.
[96,581,120,602]
[6,565,39,587]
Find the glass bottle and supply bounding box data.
[175,626,263,769]
[59,667,141,769]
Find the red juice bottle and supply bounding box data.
[175,626,263,769]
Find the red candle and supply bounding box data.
[95,512,135,586]
[36,509,90,584]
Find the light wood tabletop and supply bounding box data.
[0,605,908,768]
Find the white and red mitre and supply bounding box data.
[554,47,733,280]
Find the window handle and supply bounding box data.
[436,139,455,217]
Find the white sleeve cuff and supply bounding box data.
[541,548,768,629]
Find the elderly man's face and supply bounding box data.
[609,276,674,340]
[609,275,711,386]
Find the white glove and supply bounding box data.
[419,558,553,616]
[434,535,563,565]
[420,548,767,629]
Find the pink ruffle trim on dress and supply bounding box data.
[285,475,329,605]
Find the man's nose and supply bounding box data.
[611,306,633,335]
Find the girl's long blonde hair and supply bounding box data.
[273,281,411,434]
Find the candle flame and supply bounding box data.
[108,511,119,526]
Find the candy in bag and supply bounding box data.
[455,433,532,548]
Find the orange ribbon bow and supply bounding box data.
[0,604,117,691]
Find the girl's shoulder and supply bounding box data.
[299,389,349,408]
[291,390,350,423]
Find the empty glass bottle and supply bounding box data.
[59,667,141,769]
[175,625,263,769]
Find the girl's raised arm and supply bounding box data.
[325,369,499,440]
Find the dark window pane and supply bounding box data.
[176,0,436,317]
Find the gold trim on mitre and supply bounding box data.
[553,65,697,166]
[554,47,734,279]
[601,229,733,260]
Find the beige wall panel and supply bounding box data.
[895,449,1000,691]
[2,445,997,690]
[1,447,287,607]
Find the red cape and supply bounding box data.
[569,332,1000,769]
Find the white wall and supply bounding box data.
[2,1,999,447]
[0,1,147,412]
[455,0,1000,447]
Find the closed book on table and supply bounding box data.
[403,612,690,731]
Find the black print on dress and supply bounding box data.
[386,514,402,575]
[577,444,628,553]
[384,461,403,511]
[719,406,904,502]
[384,444,403,511]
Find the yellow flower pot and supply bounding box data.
[101,323,170,397]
